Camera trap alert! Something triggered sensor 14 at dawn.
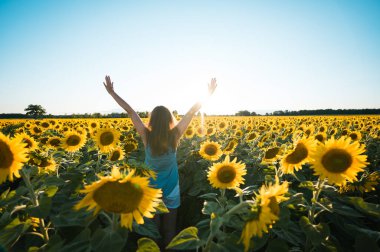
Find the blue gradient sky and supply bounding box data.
[1,0,379,115]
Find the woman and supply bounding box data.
[103,75,217,249]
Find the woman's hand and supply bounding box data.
[208,78,217,96]
[103,75,115,94]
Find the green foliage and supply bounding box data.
[166,226,201,250]
[0,117,379,251]
[136,237,160,252]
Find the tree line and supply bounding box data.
[235,108,380,116]
[1,105,379,119]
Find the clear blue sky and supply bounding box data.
[1,0,379,115]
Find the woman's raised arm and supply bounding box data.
[103,75,148,144]
[175,78,217,138]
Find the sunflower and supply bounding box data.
[37,157,57,173]
[184,126,195,139]
[235,130,244,139]
[46,136,62,150]
[74,167,162,230]
[0,133,28,183]
[199,140,223,161]
[61,131,87,153]
[280,137,317,174]
[13,133,39,152]
[239,197,278,252]
[217,121,228,132]
[88,120,100,131]
[258,177,289,216]
[123,139,138,154]
[206,126,216,137]
[40,120,51,130]
[207,155,246,189]
[314,132,327,143]
[304,125,315,137]
[261,145,283,164]
[348,131,362,142]
[94,128,121,153]
[109,147,125,161]
[246,132,258,142]
[223,138,238,155]
[195,126,206,137]
[339,171,380,193]
[30,125,43,135]
[310,137,368,186]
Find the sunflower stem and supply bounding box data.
[204,232,214,252]
[101,211,113,226]
[308,178,325,224]
[20,169,49,243]
[220,189,225,198]
[112,213,119,231]
[225,202,250,217]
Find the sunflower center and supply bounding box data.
[349,133,358,141]
[285,143,308,164]
[33,127,42,134]
[247,133,256,140]
[186,129,193,135]
[124,142,137,153]
[0,141,14,169]
[217,165,237,184]
[110,151,121,161]
[23,138,33,148]
[264,147,280,159]
[268,197,280,216]
[39,159,52,168]
[100,132,114,146]
[224,142,235,152]
[204,145,217,156]
[315,134,324,142]
[49,138,61,147]
[66,135,81,146]
[41,122,49,128]
[93,181,143,213]
[321,148,353,173]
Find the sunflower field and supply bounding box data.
[0,115,379,251]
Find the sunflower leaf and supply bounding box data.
[341,197,380,218]
[26,196,52,218]
[198,193,218,200]
[266,238,289,252]
[136,237,160,252]
[91,227,126,252]
[299,216,330,246]
[202,201,221,215]
[0,217,31,247]
[166,226,200,250]
[156,200,169,214]
[133,218,160,239]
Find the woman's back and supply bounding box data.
[145,146,180,208]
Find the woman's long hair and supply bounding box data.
[146,106,179,156]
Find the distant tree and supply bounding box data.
[137,111,149,118]
[235,110,251,116]
[92,112,102,118]
[24,104,46,119]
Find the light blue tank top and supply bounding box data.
[145,146,180,208]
